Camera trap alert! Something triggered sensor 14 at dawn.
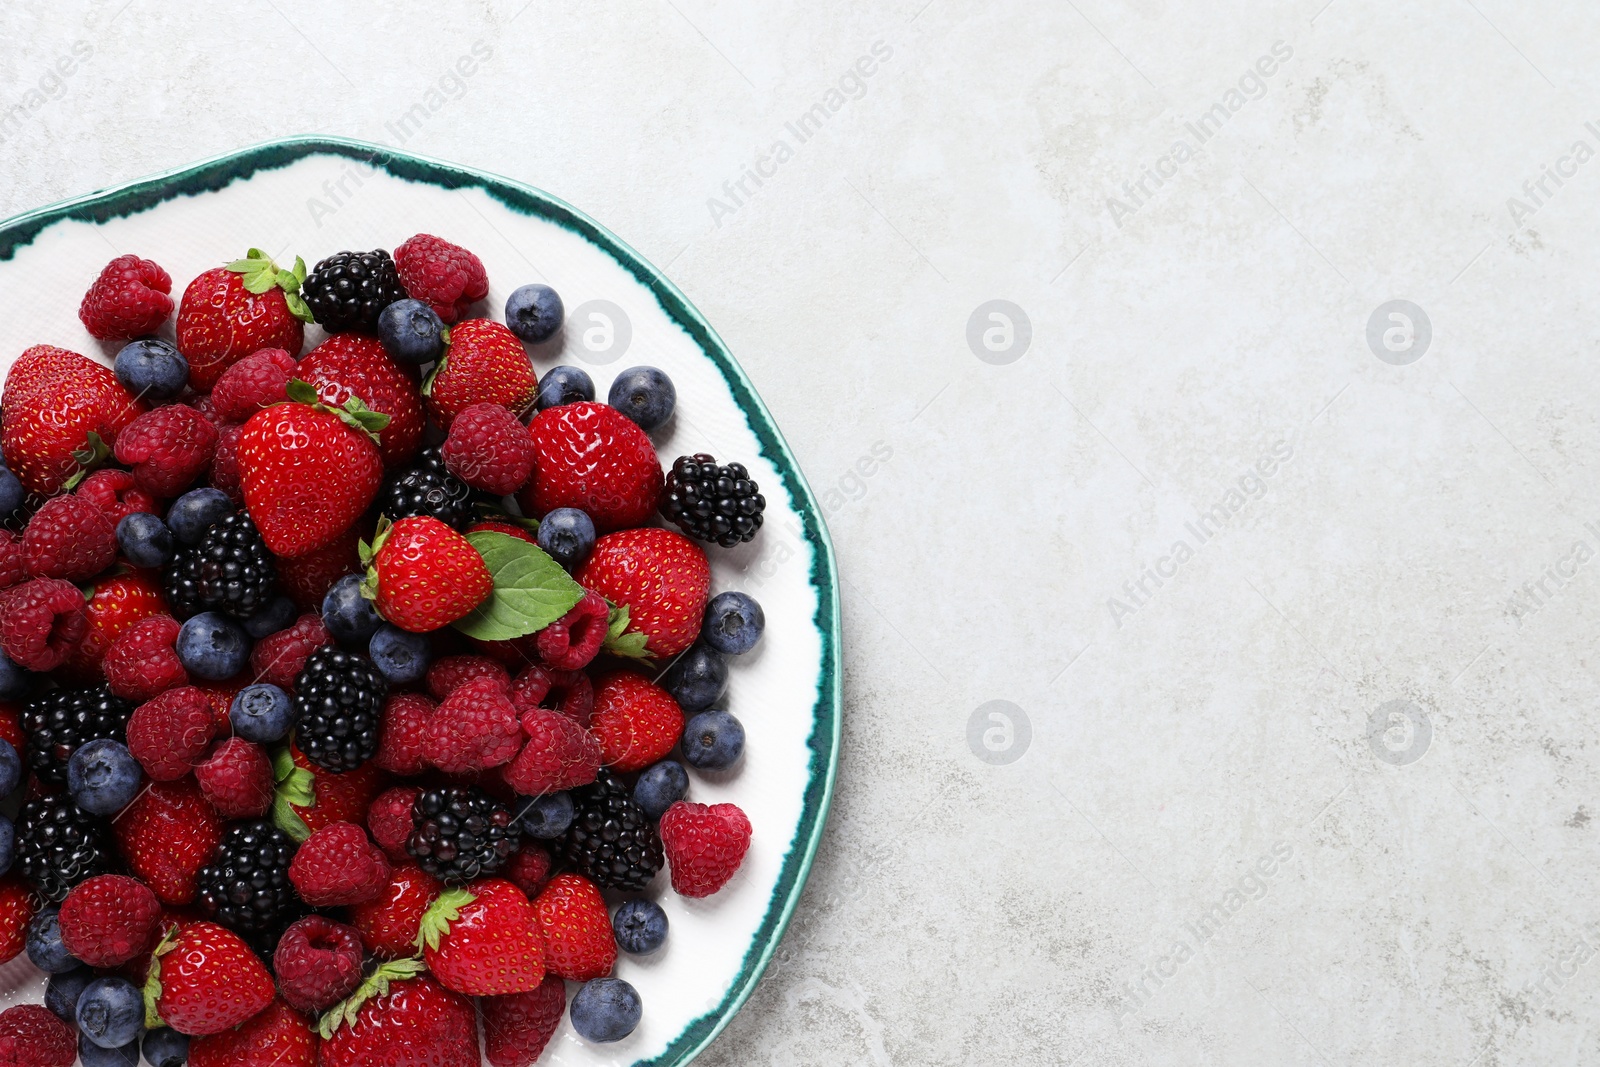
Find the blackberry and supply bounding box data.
[406,786,520,886]
[659,453,766,547]
[293,646,388,773]
[162,512,277,619]
[375,447,475,529]
[196,821,301,940]
[560,770,664,892]
[301,249,407,334]
[22,686,135,786]
[17,793,114,902]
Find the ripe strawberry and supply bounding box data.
[76,468,158,525]
[417,879,545,996]
[441,402,535,494]
[531,872,615,981]
[425,675,521,773]
[194,737,274,818]
[367,785,422,861]
[1,344,145,494]
[272,916,364,1015]
[57,873,161,967]
[590,669,685,772]
[114,402,219,498]
[520,401,663,531]
[0,702,24,752]
[103,614,187,700]
[503,706,601,796]
[349,864,441,960]
[278,743,389,838]
[210,347,298,422]
[20,493,116,581]
[504,843,553,900]
[534,587,608,670]
[394,234,488,323]
[189,997,317,1067]
[0,577,88,671]
[79,254,174,340]
[144,920,275,1035]
[299,333,424,468]
[373,694,435,776]
[425,654,509,701]
[114,777,224,904]
[423,319,537,430]
[248,612,330,691]
[276,526,360,610]
[176,249,312,390]
[0,1003,74,1067]
[482,975,566,1067]
[363,516,491,632]
[317,967,479,1067]
[288,821,391,907]
[127,685,217,781]
[577,527,709,656]
[659,800,752,897]
[0,874,38,964]
[237,382,387,558]
[63,569,168,676]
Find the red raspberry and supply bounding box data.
[0,1003,75,1067]
[0,577,87,670]
[482,975,567,1067]
[509,665,593,727]
[348,864,439,959]
[367,785,422,862]
[659,800,752,897]
[78,254,174,340]
[58,873,161,967]
[127,685,218,781]
[521,402,664,532]
[288,821,392,907]
[504,843,553,899]
[102,614,187,701]
[503,706,601,795]
[590,669,684,772]
[394,233,488,323]
[534,589,608,671]
[76,469,157,526]
[426,654,510,701]
[426,675,522,773]
[207,421,244,504]
[276,527,359,611]
[249,612,330,691]
[189,393,224,427]
[0,531,24,591]
[210,348,297,422]
[194,737,273,818]
[374,693,435,776]
[113,403,218,498]
[273,915,365,1014]
[441,403,535,494]
[468,519,539,546]
[22,493,116,581]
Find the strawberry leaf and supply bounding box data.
[284,290,314,324]
[285,379,321,406]
[318,958,427,1040]
[419,353,447,397]
[452,531,584,642]
[602,602,654,660]
[414,887,477,952]
[142,926,180,1030]
[239,269,278,295]
[271,746,314,843]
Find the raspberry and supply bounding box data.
[590,669,684,772]
[78,254,174,341]
[426,654,510,701]
[193,737,273,818]
[504,842,553,899]
[207,421,243,503]
[22,494,116,581]
[249,612,331,691]
[441,403,535,494]
[658,800,752,897]
[374,692,434,776]
[482,975,567,1067]
[275,527,359,611]
[394,234,489,323]
[1,578,87,671]
[534,589,608,671]
[0,1003,76,1067]
[0,531,24,590]
[288,821,391,907]
[76,469,157,526]
[273,915,365,1014]
[57,873,161,967]
[102,614,187,701]
[503,706,601,796]
[126,685,217,781]
[426,675,522,773]
[113,403,218,498]
[209,348,297,422]
[368,785,423,862]
[509,665,594,727]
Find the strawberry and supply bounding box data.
[189,997,317,1067]
[349,864,441,960]
[468,518,539,546]
[520,401,663,532]
[424,674,521,773]
[503,706,601,796]
[316,965,479,1067]
[287,821,391,907]
[274,743,389,840]
[361,516,491,632]
[422,318,537,430]
[144,920,275,1035]
[577,527,710,656]
[0,874,37,964]
[62,568,168,676]
[114,777,224,904]
[659,800,752,897]
[236,381,388,558]
[416,879,546,996]
[175,249,312,390]
[0,344,146,494]
[298,333,425,468]
[531,872,615,981]
[590,669,685,772]
[482,975,566,1067]
[57,873,161,967]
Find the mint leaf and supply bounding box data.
[452,531,584,641]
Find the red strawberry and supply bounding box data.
[316,966,479,1067]
[0,874,38,964]
[288,821,391,907]
[504,843,553,900]
[190,997,317,1067]
[367,785,422,861]
[64,569,168,676]
[590,669,685,772]
[0,1003,74,1067]
[0,702,25,753]
[373,694,435,777]
[349,864,441,960]
[57,873,161,967]
[423,319,537,430]
[520,401,663,531]
[441,402,535,494]
[394,234,488,323]
[577,527,709,656]
[21,493,116,581]
[76,468,158,526]
[176,249,311,390]
[79,254,174,340]
[115,777,224,904]
[0,344,145,494]
[363,516,491,632]
[127,685,217,781]
[503,706,601,796]
[0,577,88,671]
[194,737,274,818]
[482,975,567,1067]
[417,879,545,996]
[659,800,752,897]
[210,347,298,422]
[425,654,509,701]
[298,333,424,468]
[103,614,187,700]
[276,527,361,610]
[531,872,615,981]
[424,675,521,773]
[533,587,608,670]
[237,382,387,558]
[144,920,275,1035]
[114,403,219,498]
[273,916,365,1015]
[276,743,389,838]
[249,612,330,691]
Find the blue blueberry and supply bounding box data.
[46,966,95,1023]
[369,624,431,685]
[242,596,297,640]
[176,612,251,680]
[537,508,596,570]
[0,738,20,795]
[612,898,668,955]
[0,815,12,877]
[77,977,145,1049]
[570,977,642,1043]
[535,365,594,410]
[634,760,689,820]
[521,792,575,839]
[0,649,29,701]
[141,1027,191,1067]
[0,465,23,516]
[322,573,382,644]
[68,739,143,816]
[661,643,727,712]
[79,1035,141,1067]
[115,512,174,568]
[113,338,188,402]
[378,298,448,366]
[505,283,565,344]
[27,906,77,973]
[608,366,676,431]
[681,709,744,771]
[166,488,233,545]
[230,683,294,744]
[701,591,764,655]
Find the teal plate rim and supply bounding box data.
[0,136,842,1067]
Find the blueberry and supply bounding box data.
[661,643,727,712]
[570,977,642,1043]
[378,298,448,365]
[0,466,23,516]
[27,906,77,973]
[115,512,174,568]
[79,1035,141,1067]
[634,760,689,820]
[0,738,19,795]
[702,591,764,656]
[505,283,565,344]
[0,649,29,701]
[68,739,143,816]
[242,595,297,639]
[230,683,294,744]
[0,816,12,877]
[612,898,668,955]
[369,624,431,685]
[46,966,95,1023]
[113,338,188,402]
[681,709,744,771]
[607,366,676,431]
[322,573,383,644]
[176,612,251,680]
[77,977,145,1049]
[537,508,596,570]
[520,792,575,838]
[166,488,233,545]
[142,1028,191,1067]
[535,365,594,410]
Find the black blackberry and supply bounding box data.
[406,786,520,886]
[375,447,475,529]
[196,821,301,939]
[22,686,135,785]
[293,646,388,773]
[659,453,766,547]
[560,770,664,891]
[16,793,114,902]
[162,512,277,619]
[300,249,407,334]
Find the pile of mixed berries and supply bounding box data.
[0,235,771,1067]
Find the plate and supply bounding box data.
[0,137,840,1067]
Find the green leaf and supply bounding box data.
[271,746,314,843]
[142,926,179,1031]
[602,602,655,660]
[419,353,447,397]
[240,268,277,295]
[293,256,308,284]
[415,887,476,952]
[285,379,320,406]
[284,290,314,324]
[451,531,585,641]
[318,959,426,1040]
